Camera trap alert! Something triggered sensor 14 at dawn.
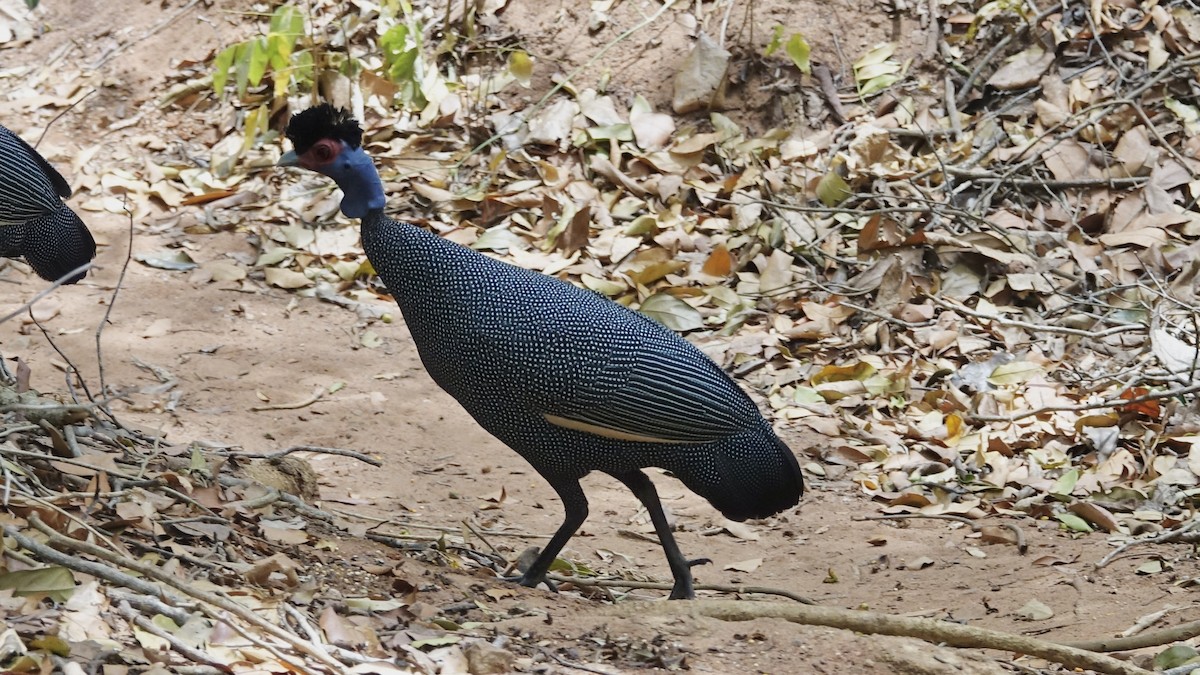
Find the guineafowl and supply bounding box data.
[279,104,803,599]
[0,124,96,284]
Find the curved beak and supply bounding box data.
[277,150,301,167]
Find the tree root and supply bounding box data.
[600,600,1150,675]
[1068,617,1200,654]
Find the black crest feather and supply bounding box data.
[285,104,363,155]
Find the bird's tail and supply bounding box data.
[22,204,96,284]
[679,430,804,522]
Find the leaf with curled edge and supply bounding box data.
[1068,502,1122,533]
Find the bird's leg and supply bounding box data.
[613,470,696,600]
[509,478,589,592]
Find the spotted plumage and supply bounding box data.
[281,104,803,599]
[0,124,96,284]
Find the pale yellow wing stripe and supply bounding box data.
[543,413,693,444]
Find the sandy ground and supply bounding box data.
[0,1,1193,672]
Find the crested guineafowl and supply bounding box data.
[279,104,803,599]
[0,124,96,284]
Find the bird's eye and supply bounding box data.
[312,145,333,162]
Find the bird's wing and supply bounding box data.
[8,131,72,199]
[542,348,758,445]
[0,126,71,198]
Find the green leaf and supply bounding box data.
[764,25,785,56]
[547,557,596,575]
[1055,512,1091,532]
[638,293,704,332]
[28,635,70,656]
[243,105,268,153]
[588,124,633,142]
[29,634,70,653]
[189,445,209,474]
[508,49,533,87]
[856,62,901,80]
[1154,645,1199,670]
[816,169,851,206]
[854,42,896,68]
[212,44,238,96]
[624,214,658,236]
[987,361,1043,385]
[853,43,901,98]
[793,386,824,404]
[859,73,900,98]
[431,617,462,630]
[1137,559,1165,575]
[344,597,407,611]
[1051,469,1079,497]
[380,23,426,107]
[381,24,414,79]
[0,567,76,602]
[234,43,252,98]
[269,4,304,56]
[267,35,288,72]
[784,33,811,74]
[292,49,314,86]
[1166,97,1200,135]
[247,36,271,87]
[580,274,626,297]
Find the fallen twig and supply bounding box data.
[1096,520,1200,569]
[601,600,1149,675]
[223,444,382,467]
[929,296,1144,339]
[250,386,328,412]
[812,64,846,124]
[1118,605,1178,638]
[116,600,226,670]
[968,380,1200,424]
[858,513,1028,555]
[108,588,192,626]
[1068,614,1200,653]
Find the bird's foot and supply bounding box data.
[501,573,558,593]
[500,546,559,592]
[668,578,696,600]
[662,558,711,599]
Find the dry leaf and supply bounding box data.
[720,519,760,541]
[723,557,763,573]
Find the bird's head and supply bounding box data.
[278,104,385,219]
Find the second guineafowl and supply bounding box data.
[0,124,96,284]
[279,104,803,599]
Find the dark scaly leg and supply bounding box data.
[613,469,698,600]
[512,478,589,591]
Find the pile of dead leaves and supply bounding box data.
[0,376,596,673]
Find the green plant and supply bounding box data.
[380,22,426,109]
[765,26,810,75]
[212,4,310,101]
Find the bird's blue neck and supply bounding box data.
[324,144,386,219]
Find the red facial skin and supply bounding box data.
[296,139,341,171]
